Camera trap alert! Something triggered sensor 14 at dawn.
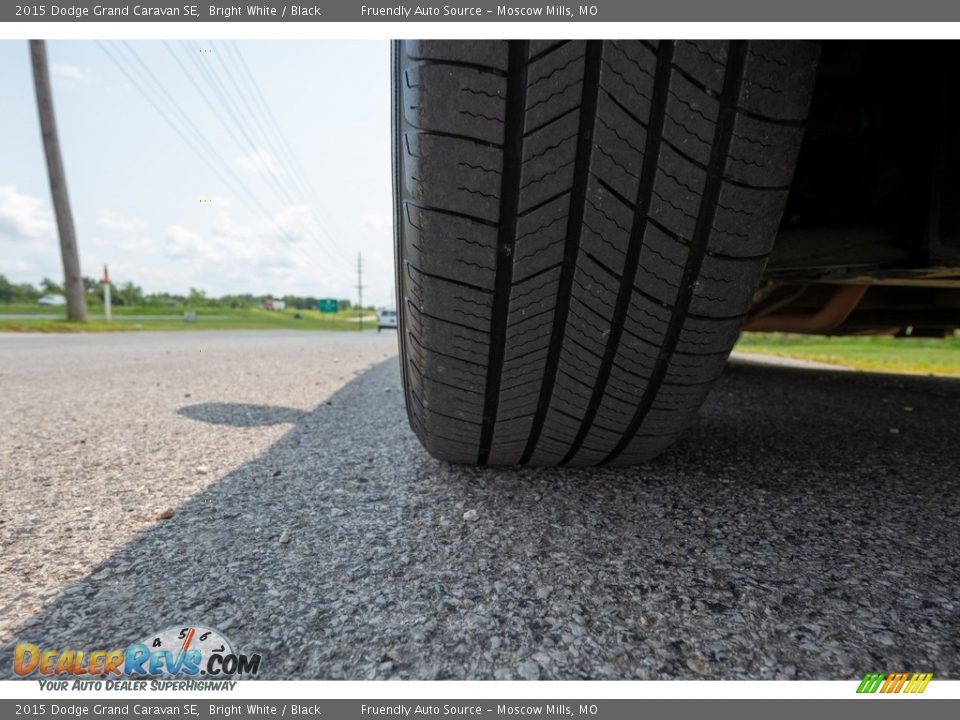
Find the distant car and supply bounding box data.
[37,294,66,307]
[377,308,397,332]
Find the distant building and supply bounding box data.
[263,298,286,311]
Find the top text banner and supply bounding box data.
[6,0,960,22]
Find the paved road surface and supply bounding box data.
[1,331,957,679]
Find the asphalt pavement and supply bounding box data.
[0,330,957,680]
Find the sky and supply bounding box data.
[0,40,394,305]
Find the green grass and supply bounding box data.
[0,303,66,315]
[736,332,960,376]
[0,306,379,333]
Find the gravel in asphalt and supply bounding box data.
[1,330,957,679]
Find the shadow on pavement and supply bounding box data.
[178,403,309,428]
[4,357,959,679]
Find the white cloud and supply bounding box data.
[164,224,215,261]
[97,209,146,234]
[164,206,311,271]
[360,212,392,234]
[0,186,62,284]
[91,209,152,254]
[0,190,364,298]
[0,257,36,275]
[51,63,90,85]
[0,185,56,243]
[234,150,281,177]
[151,202,366,296]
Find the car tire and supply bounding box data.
[393,40,818,466]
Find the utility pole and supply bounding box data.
[30,39,86,323]
[356,252,365,331]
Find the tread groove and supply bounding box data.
[477,41,529,466]
[410,58,509,77]
[561,41,675,465]
[404,128,504,150]
[604,41,748,464]
[529,40,571,64]
[401,200,499,228]
[405,261,494,294]
[519,40,604,465]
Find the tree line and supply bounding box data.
[0,274,357,310]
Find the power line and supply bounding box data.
[209,41,304,198]
[179,42,321,241]
[218,43,360,264]
[224,41,323,204]
[97,41,374,299]
[211,40,357,267]
[181,39,354,268]
[97,41,318,269]
[117,42,248,189]
[163,40,339,267]
[161,41,251,170]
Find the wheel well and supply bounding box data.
[756,40,960,335]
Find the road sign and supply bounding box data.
[317,298,338,313]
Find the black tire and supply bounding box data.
[393,40,818,466]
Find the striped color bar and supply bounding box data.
[904,673,934,693]
[857,672,932,694]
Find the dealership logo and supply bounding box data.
[13,625,261,678]
[857,672,933,694]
